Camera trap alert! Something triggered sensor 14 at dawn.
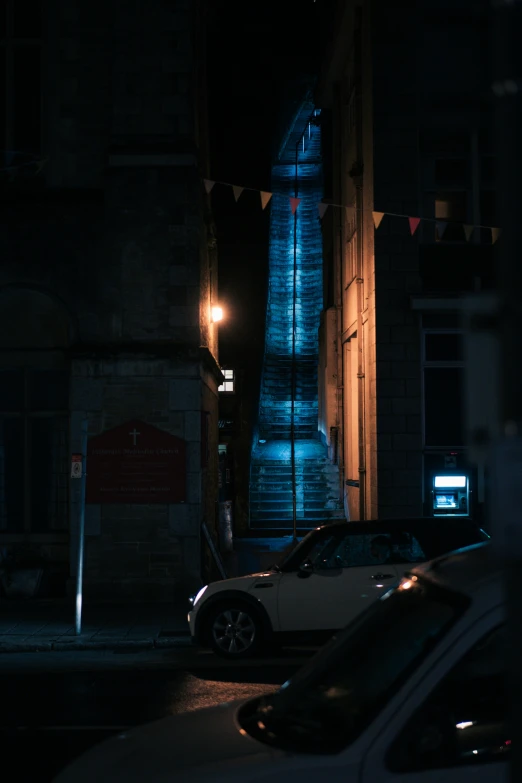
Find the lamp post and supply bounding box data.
[491,2,522,780]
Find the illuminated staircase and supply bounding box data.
[249,100,344,531]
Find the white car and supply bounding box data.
[188,519,488,657]
[55,541,508,783]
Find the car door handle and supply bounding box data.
[254,583,273,589]
[370,573,394,580]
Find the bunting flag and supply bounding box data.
[232,185,244,202]
[373,211,385,229]
[436,221,447,240]
[260,191,272,210]
[200,177,501,240]
[464,224,474,242]
[318,202,329,219]
[289,196,301,215]
[408,217,421,236]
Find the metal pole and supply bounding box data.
[492,1,522,779]
[291,143,298,541]
[75,418,88,636]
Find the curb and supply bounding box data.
[0,635,192,654]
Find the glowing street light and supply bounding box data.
[211,306,223,323]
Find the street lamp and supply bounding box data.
[211,306,223,323]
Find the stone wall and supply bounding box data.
[372,2,423,517]
[0,0,220,601]
[69,352,219,601]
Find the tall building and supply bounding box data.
[0,0,222,601]
[316,0,494,523]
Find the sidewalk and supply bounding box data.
[0,600,191,654]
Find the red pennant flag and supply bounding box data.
[318,202,328,219]
[232,185,244,202]
[408,217,421,236]
[372,211,385,229]
[289,197,301,215]
[260,191,272,210]
[464,224,474,242]
[203,179,215,195]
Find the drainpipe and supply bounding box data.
[333,83,346,515]
[354,8,366,521]
[356,272,366,521]
[291,142,298,540]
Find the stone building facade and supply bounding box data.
[0,0,222,601]
[316,0,494,523]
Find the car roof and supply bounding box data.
[314,518,482,534]
[411,541,501,596]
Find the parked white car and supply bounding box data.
[55,541,508,783]
[188,518,488,657]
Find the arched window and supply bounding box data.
[0,288,70,534]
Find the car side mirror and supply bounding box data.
[298,559,314,578]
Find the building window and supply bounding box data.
[0,0,42,158]
[422,330,464,449]
[0,367,69,533]
[434,158,469,186]
[218,369,235,394]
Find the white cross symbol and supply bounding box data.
[129,428,141,446]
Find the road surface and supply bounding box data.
[0,645,313,780]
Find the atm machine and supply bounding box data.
[432,474,469,517]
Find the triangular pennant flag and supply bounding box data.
[436,221,447,240]
[260,191,272,210]
[408,217,421,236]
[289,196,301,215]
[491,227,501,244]
[464,224,474,242]
[318,202,329,219]
[372,211,385,229]
[232,185,244,202]
[203,179,215,195]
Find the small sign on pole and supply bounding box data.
[71,454,82,479]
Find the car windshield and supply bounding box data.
[239,577,469,754]
[279,528,342,571]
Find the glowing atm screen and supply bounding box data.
[434,493,458,509]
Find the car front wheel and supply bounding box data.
[207,605,261,658]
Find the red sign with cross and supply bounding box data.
[86,419,186,504]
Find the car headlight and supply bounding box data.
[189,585,208,607]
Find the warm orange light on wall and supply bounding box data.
[211,306,223,323]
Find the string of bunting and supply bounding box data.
[203,178,502,245]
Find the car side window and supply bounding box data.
[387,625,508,773]
[390,533,427,564]
[314,534,381,569]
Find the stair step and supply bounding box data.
[250,510,345,521]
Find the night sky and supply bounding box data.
[206,0,334,370]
